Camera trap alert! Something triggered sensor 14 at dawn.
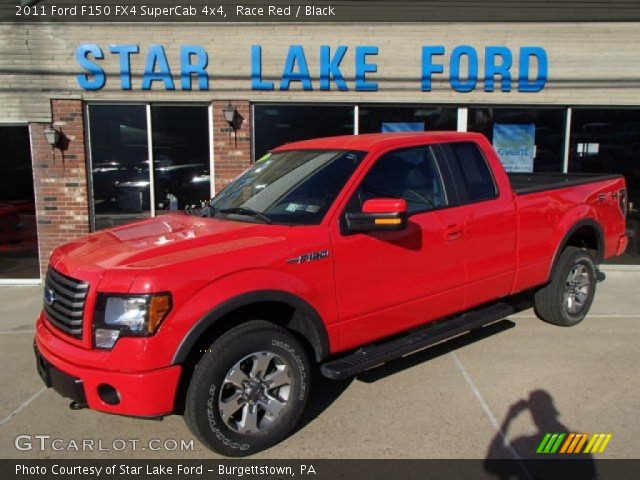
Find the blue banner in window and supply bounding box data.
[492,123,536,172]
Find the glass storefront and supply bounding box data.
[151,106,210,214]
[253,105,354,160]
[467,107,566,173]
[83,102,638,265]
[569,108,640,264]
[0,126,39,280]
[253,104,459,161]
[88,104,150,230]
[88,104,210,230]
[359,105,457,133]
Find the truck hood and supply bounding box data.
[51,213,287,272]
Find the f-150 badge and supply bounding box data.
[287,250,330,264]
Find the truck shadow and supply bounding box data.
[293,366,354,434]
[357,319,516,383]
[291,318,516,436]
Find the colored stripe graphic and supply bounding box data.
[536,433,552,453]
[536,433,551,453]
[559,433,575,453]
[544,434,559,453]
[550,433,565,453]
[538,433,612,454]
[574,434,589,453]
[598,434,613,453]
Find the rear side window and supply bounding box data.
[448,142,497,203]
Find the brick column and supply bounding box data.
[31,99,90,279]
[212,100,252,194]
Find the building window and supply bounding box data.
[467,107,565,173]
[569,108,640,264]
[151,106,210,214]
[88,104,211,230]
[0,126,39,280]
[88,104,149,230]
[253,105,354,160]
[358,105,457,134]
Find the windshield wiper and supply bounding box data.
[218,207,273,224]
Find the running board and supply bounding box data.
[320,302,515,380]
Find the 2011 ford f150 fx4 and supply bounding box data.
[34,132,628,456]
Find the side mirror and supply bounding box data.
[345,198,408,233]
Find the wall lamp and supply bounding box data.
[222,102,244,133]
[43,125,61,148]
[43,124,69,162]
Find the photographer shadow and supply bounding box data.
[485,390,596,480]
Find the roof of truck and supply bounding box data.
[273,131,486,152]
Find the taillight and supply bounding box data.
[619,188,627,216]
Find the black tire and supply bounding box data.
[184,320,310,457]
[534,247,597,326]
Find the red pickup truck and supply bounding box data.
[34,132,628,456]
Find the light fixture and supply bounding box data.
[222,102,244,133]
[43,125,61,148]
[223,102,236,125]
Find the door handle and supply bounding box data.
[444,223,464,241]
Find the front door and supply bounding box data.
[330,145,467,351]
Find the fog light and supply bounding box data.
[97,384,120,405]
[95,329,120,349]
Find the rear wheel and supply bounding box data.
[534,247,597,326]
[184,320,310,456]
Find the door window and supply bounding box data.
[347,147,448,214]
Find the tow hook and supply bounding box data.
[69,401,87,410]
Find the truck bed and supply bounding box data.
[508,172,623,195]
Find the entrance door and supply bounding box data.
[330,145,467,351]
[0,126,39,280]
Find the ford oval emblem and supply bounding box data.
[44,288,56,306]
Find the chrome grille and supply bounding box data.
[43,267,89,339]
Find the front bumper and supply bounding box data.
[35,320,182,418]
[35,343,87,406]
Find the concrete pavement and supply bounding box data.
[0,271,638,459]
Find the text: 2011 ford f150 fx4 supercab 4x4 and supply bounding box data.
[34,132,628,456]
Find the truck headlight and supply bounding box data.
[94,293,172,349]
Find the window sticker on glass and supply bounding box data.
[286,203,320,213]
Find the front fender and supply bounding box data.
[164,268,338,364]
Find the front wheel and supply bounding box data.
[184,320,310,456]
[534,247,597,326]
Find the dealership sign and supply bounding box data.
[76,44,548,93]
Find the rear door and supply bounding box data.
[330,144,467,351]
[439,141,517,308]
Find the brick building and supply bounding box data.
[2,13,640,282]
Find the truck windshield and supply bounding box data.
[209,149,366,225]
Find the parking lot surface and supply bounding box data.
[1,270,638,459]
